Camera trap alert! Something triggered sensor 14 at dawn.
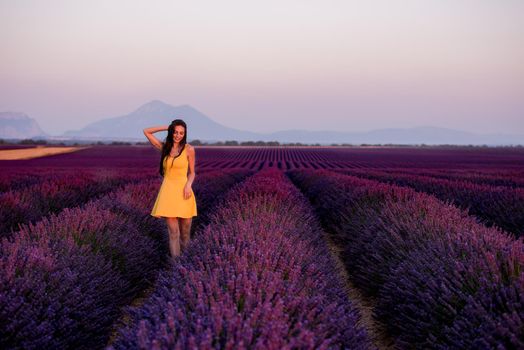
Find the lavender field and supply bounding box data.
[1,145,523,349]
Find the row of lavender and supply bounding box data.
[0,168,149,194]
[193,146,524,167]
[336,168,524,237]
[0,169,155,237]
[363,167,524,188]
[0,169,56,193]
[289,169,523,349]
[0,170,248,350]
[108,170,375,350]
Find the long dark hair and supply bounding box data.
[159,119,187,177]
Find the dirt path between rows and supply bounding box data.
[325,236,397,350]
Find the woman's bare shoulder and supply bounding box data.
[186,143,195,152]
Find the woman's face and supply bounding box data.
[173,125,185,143]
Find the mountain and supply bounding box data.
[0,112,48,139]
[61,100,261,142]
[0,100,512,145]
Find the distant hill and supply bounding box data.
[268,127,524,145]
[0,112,48,139]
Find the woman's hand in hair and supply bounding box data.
[143,125,167,151]
[143,125,168,133]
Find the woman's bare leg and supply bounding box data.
[165,217,181,257]
[179,217,193,252]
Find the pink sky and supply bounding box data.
[1,0,523,135]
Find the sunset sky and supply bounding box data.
[1,0,523,135]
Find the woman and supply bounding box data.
[143,119,197,258]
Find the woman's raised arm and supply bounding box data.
[143,125,167,151]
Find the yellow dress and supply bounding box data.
[151,146,197,218]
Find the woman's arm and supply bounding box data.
[184,145,196,199]
[143,125,167,151]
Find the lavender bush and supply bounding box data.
[18,201,163,297]
[357,167,524,188]
[0,170,150,238]
[108,169,374,350]
[288,169,524,349]
[337,168,524,237]
[0,232,127,349]
[1,170,249,349]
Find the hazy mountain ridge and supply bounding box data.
[1,101,523,145]
[59,100,524,145]
[268,127,524,145]
[0,112,48,139]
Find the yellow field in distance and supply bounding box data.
[0,146,89,160]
